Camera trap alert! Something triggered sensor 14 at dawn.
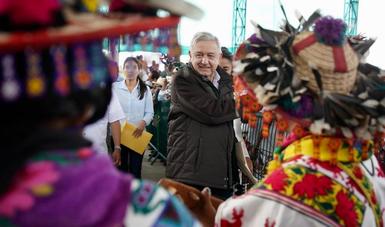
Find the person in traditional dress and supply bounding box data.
[215,13,385,226]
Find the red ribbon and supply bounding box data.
[332,46,347,72]
[293,34,348,73]
[292,34,317,55]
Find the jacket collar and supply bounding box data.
[186,63,231,84]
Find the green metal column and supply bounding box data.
[343,0,359,35]
[232,0,247,53]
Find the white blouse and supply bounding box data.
[113,80,154,126]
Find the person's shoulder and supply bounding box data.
[112,80,124,89]
[217,67,232,82]
[115,75,125,82]
[145,84,152,92]
[174,64,195,83]
[6,149,133,226]
[28,148,122,186]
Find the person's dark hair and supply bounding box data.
[167,64,175,73]
[150,70,160,81]
[0,48,112,194]
[221,46,233,61]
[123,57,147,100]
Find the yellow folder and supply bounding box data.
[121,121,153,155]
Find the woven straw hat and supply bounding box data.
[233,14,385,139]
[292,31,359,94]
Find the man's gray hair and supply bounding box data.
[190,32,221,52]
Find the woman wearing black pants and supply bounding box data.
[119,145,144,178]
[113,57,154,179]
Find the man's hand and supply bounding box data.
[158,178,222,227]
[246,157,253,173]
[132,120,146,138]
[197,187,217,227]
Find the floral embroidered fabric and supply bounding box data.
[0,148,198,227]
[216,137,385,227]
[262,162,366,226]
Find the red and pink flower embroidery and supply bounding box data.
[293,174,332,199]
[308,159,343,175]
[352,166,364,180]
[0,161,59,217]
[77,148,93,159]
[264,168,288,191]
[219,208,244,227]
[376,167,385,178]
[335,191,358,227]
[264,218,276,227]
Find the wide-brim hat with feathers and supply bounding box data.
[234,10,385,140]
[0,0,202,124]
[0,0,203,52]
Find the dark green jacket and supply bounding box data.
[166,63,237,189]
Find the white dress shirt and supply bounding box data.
[83,91,125,153]
[212,71,221,89]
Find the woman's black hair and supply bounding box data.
[150,70,160,81]
[123,57,148,100]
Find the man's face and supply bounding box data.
[189,40,221,77]
[219,57,232,75]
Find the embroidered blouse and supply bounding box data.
[216,136,385,227]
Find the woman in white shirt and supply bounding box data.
[113,57,154,178]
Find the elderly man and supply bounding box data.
[166,32,238,199]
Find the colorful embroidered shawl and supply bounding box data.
[0,148,199,227]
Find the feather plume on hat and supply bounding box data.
[234,10,385,140]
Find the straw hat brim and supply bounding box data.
[137,0,204,20]
[0,13,180,52]
[0,0,204,53]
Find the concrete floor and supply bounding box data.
[141,150,166,183]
